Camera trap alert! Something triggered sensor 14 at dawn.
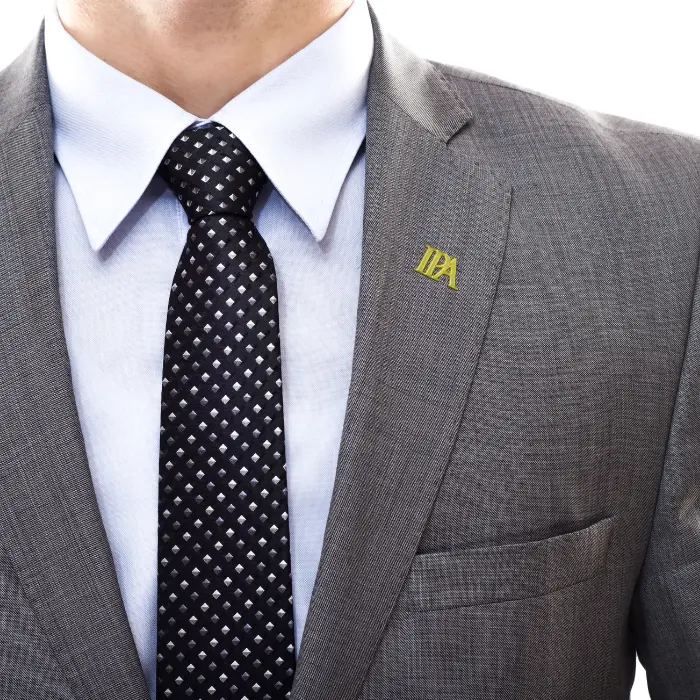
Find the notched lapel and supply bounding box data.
[290,9,513,700]
[0,29,150,700]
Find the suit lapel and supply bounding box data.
[0,29,150,700]
[290,8,512,700]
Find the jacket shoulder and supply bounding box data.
[435,61,700,139]
[432,61,700,183]
[429,62,700,304]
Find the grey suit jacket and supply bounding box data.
[0,8,699,700]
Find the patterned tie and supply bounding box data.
[156,123,296,700]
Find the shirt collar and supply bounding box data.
[44,0,373,251]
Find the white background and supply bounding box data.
[2,1,697,698]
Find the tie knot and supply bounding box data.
[158,123,268,223]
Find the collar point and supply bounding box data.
[309,224,329,244]
[300,207,333,244]
[84,218,117,252]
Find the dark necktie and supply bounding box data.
[156,123,296,700]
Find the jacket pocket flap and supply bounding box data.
[397,515,615,611]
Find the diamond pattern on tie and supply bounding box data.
[156,123,296,700]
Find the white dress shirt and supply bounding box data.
[43,3,373,696]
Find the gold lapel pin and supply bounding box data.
[414,244,458,290]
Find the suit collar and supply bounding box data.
[365,4,473,143]
[0,29,50,133]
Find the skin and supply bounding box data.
[56,0,352,118]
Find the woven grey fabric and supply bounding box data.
[0,5,698,700]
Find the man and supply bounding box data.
[0,0,697,698]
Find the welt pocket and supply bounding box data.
[396,515,615,612]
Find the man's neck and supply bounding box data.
[55,0,352,118]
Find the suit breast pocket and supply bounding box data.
[359,516,618,700]
[395,514,615,612]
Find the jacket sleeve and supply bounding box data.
[630,255,700,698]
